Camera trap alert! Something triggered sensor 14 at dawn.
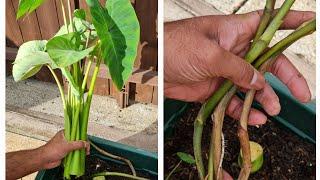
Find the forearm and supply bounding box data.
[6,148,45,180]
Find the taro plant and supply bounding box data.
[189,0,316,180]
[12,0,142,179]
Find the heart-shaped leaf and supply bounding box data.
[17,0,46,19]
[86,0,140,90]
[55,17,88,37]
[177,152,196,164]
[46,32,95,68]
[13,40,52,81]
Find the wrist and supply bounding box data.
[36,145,49,169]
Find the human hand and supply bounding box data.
[38,130,90,169]
[164,10,314,125]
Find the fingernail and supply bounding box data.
[250,69,265,89]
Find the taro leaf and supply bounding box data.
[17,0,46,19]
[12,40,52,81]
[46,32,95,68]
[74,9,86,20]
[86,0,140,90]
[54,18,87,37]
[177,152,196,164]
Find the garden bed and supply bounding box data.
[164,103,315,179]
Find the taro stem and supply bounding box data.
[208,2,275,180]
[236,18,316,179]
[252,0,275,46]
[193,1,295,178]
[208,86,237,180]
[237,58,276,180]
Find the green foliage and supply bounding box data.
[86,0,140,90]
[13,0,141,178]
[55,17,87,37]
[46,32,95,68]
[12,40,52,81]
[17,0,46,19]
[177,152,196,164]
[74,9,86,20]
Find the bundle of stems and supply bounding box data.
[192,0,316,179]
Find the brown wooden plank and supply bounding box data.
[6,47,17,61]
[135,0,158,46]
[135,44,158,70]
[12,0,42,41]
[6,0,24,46]
[151,86,157,105]
[55,0,75,27]
[134,0,158,70]
[36,0,60,39]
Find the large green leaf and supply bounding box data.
[46,32,95,68]
[17,0,46,19]
[55,17,88,37]
[12,40,51,81]
[86,0,140,90]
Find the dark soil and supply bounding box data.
[164,103,316,180]
[54,156,156,179]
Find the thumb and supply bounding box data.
[213,47,265,90]
[65,141,89,152]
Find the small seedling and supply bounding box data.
[165,152,195,180]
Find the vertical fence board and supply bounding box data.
[6,0,24,46]
[11,0,42,41]
[134,0,158,70]
[36,0,60,39]
[55,0,75,27]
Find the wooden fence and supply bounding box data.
[6,0,158,106]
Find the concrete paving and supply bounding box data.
[6,76,158,152]
[6,132,45,180]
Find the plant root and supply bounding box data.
[89,141,137,176]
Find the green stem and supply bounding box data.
[81,57,101,141]
[47,65,66,109]
[67,0,74,32]
[59,0,69,33]
[254,18,316,68]
[165,160,182,180]
[208,87,237,180]
[252,0,275,44]
[193,1,297,178]
[81,58,93,92]
[92,172,148,180]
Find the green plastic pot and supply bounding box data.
[35,135,158,179]
[164,73,316,144]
